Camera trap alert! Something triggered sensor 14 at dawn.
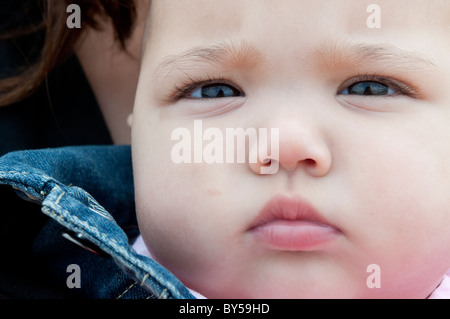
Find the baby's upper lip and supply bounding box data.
[248,194,335,230]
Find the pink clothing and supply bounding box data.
[428,271,450,299]
[132,235,450,299]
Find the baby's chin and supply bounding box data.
[188,272,435,299]
[187,276,359,299]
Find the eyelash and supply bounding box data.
[171,75,241,101]
[170,73,418,101]
[338,73,418,98]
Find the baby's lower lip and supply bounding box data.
[251,220,341,251]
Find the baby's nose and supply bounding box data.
[249,117,332,177]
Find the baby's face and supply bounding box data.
[132,0,450,298]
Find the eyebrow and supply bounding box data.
[154,40,261,77]
[314,41,437,72]
[154,39,437,78]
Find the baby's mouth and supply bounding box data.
[248,195,341,251]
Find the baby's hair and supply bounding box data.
[0,0,137,107]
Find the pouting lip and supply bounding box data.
[248,194,337,231]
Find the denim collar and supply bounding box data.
[0,145,195,299]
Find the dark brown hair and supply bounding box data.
[0,0,136,107]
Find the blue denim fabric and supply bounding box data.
[0,145,195,299]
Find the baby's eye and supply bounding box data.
[340,81,396,96]
[189,83,243,99]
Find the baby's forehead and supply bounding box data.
[147,1,450,23]
[145,1,449,40]
[142,0,450,70]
